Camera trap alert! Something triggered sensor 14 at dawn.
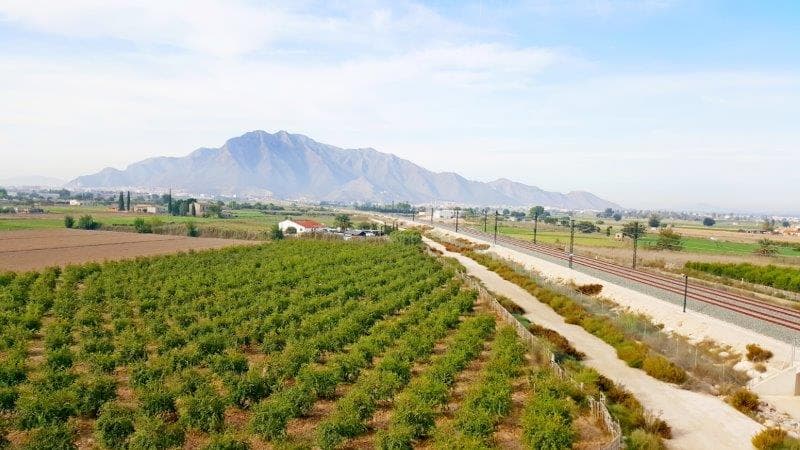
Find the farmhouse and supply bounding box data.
[278,219,325,235]
[133,204,164,214]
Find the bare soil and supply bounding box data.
[0,229,254,271]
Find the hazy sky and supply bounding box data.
[1,1,798,212]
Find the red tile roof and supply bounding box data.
[294,219,324,228]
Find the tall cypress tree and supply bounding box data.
[118,192,125,211]
[168,189,173,216]
[126,191,131,211]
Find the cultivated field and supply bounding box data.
[0,238,637,449]
[0,229,251,271]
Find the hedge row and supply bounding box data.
[685,261,800,294]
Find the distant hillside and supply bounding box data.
[68,130,620,209]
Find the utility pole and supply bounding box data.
[632,221,640,269]
[483,210,488,233]
[494,210,499,244]
[683,274,689,313]
[569,219,575,269]
[533,211,539,244]
[455,208,459,232]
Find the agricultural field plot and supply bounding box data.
[0,238,624,449]
[0,229,251,271]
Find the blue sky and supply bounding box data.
[0,1,798,212]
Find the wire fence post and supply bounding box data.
[683,274,689,312]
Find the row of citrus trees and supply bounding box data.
[0,240,458,447]
[1,235,646,448]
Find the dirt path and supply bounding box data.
[425,237,763,450]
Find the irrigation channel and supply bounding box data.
[389,214,800,342]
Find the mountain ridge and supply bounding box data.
[67,130,620,209]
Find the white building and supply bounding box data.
[433,209,456,220]
[133,204,163,214]
[69,199,82,206]
[278,219,325,234]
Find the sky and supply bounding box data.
[0,1,798,213]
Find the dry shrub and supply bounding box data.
[496,295,525,315]
[575,283,603,296]
[754,362,767,373]
[473,243,490,250]
[643,259,667,270]
[528,323,585,361]
[746,344,774,362]
[642,355,687,384]
[727,388,759,414]
[644,413,672,439]
[751,427,787,450]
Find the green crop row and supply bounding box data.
[432,324,527,449]
[0,240,459,447]
[375,315,496,449]
[246,283,471,441]
[313,308,484,449]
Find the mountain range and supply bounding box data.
[67,130,620,210]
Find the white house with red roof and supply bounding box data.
[278,219,325,235]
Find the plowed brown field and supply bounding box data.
[0,229,254,271]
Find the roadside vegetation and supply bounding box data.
[427,232,753,392]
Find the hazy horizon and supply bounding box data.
[1,1,798,213]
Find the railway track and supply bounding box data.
[412,218,800,334]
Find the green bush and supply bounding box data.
[0,387,18,411]
[203,433,251,450]
[132,218,153,233]
[642,355,687,384]
[16,388,77,429]
[521,404,575,450]
[627,429,666,450]
[75,374,117,417]
[128,416,185,450]
[0,358,26,387]
[45,348,74,370]
[63,215,75,229]
[178,387,226,432]
[76,215,100,230]
[375,423,415,450]
[95,403,136,449]
[390,230,422,245]
[22,423,76,450]
[139,384,176,416]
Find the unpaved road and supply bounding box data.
[425,237,763,449]
[0,229,256,271]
